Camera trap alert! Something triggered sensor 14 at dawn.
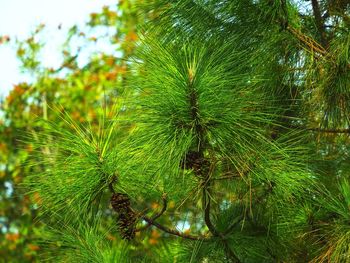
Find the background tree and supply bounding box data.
[0,1,143,261]
[1,0,349,262]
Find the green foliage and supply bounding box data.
[311,180,350,262]
[36,214,135,263]
[0,1,142,261]
[26,109,119,217]
[1,0,350,262]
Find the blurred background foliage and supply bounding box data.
[0,1,147,261]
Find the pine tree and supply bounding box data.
[26,0,350,262]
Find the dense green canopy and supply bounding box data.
[1,0,350,262]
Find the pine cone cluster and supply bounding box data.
[110,193,136,240]
[181,151,210,177]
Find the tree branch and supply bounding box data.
[311,0,327,47]
[136,193,168,232]
[203,188,220,236]
[141,215,210,241]
[150,193,168,221]
[202,183,241,262]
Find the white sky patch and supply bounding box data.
[0,0,117,97]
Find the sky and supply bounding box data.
[0,0,117,97]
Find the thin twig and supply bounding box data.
[141,215,210,241]
[108,175,117,194]
[108,182,116,194]
[292,125,350,134]
[306,127,350,134]
[212,174,241,181]
[135,193,210,241]
[150,193,168,221]
[136,193,168,232]
[286,26,327,57]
